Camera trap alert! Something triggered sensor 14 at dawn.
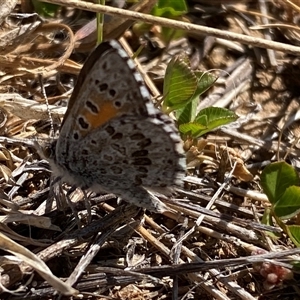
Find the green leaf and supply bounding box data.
[179,122,207,136]
[194,71,217,96]
[162,56,217,114]
[176,97,198,126]
[152,0,187,18]
[174,72,217,126]
[160,28,186,43]
[291,260,300,270]
[261,162,300,205]
[261,208,281,239]
[261,207,274,226]
[163,56,197,111]
[32,0,59,17]
[194,114,208,127]
[178,107,237,137]
[184,107,238,137]
[274,186,300,219]
[285,225,300,247]
[195,107,237,125]
[151,0,187,42]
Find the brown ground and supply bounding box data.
[0,0,300,299]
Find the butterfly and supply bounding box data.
[47,40,185,212]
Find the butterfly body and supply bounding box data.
[50,40,185,211]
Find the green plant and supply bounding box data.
[151,0,188,43]
[31,0,60,17]
[261,161,300,246]
[133,0,188,42]
[162,55,238,138]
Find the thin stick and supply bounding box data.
[40,0,300,55]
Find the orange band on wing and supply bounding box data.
[83,101,119,129]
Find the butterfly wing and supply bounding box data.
[62,114,185,191]
[53,41,185,195]
[59,40,155,141]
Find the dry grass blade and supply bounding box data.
[0,232,77,295]
[140,248,300,277]
[0,94,66,121]
[0,0,18,23]
[0,21,41,55]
